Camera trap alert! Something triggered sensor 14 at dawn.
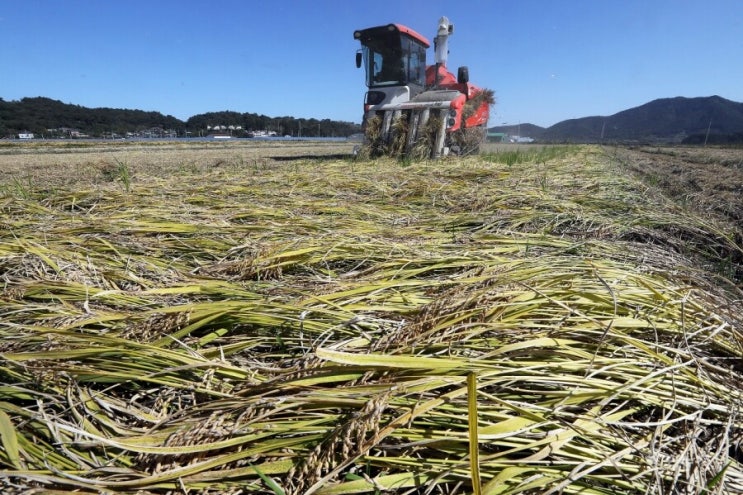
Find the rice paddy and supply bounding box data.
[1,140,742,494]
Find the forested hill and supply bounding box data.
[489,96,743,144]
[0,97,361,138]
[540,96,743,143]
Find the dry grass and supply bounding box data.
[609,146,743,223]
[1,141,742,494]
[462,88,495,121]
[0,140,353,189]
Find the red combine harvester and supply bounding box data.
[354,16,493,158]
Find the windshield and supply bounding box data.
[361,33,426,88]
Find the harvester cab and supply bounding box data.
[354,16,493,159]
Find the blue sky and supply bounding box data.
[2,0,742,128]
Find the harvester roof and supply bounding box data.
[354,23,430,48]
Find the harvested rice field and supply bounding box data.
[1,140,742,494]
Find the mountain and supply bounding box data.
[5,95,742,143]
[489,96,743,144]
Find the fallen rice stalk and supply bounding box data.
[0,142,742,494]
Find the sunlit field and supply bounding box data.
[1,140,742,494]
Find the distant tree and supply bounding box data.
[0,97,361,138]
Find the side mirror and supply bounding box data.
[356,51,362,68]
[457,66,469,84]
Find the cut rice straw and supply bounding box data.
[0,142,742,494]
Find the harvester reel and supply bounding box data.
[361,110,485,160]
